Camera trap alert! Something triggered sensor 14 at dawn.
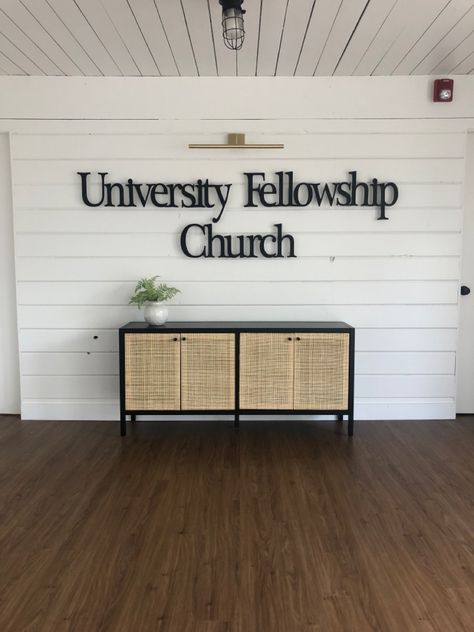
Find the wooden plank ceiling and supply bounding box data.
[0,0,473,76]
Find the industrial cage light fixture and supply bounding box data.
[219,0,245,50]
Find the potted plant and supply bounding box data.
[129,276,180,326]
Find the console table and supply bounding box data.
[119,321,355,437]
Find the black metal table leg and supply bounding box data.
[120,415,126,436]
[348,414,354,437]
[337,414,343,422]
[234,413,240,428]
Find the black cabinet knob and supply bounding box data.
[461,285,471,296]
[296,337,301,341]
[182,336,187,341]
[173,337,178,341]
[287,337,292,341]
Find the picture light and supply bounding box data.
[188,133,284,149]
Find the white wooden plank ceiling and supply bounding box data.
[0,0,472,76]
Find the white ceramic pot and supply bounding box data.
[144,303,168,326]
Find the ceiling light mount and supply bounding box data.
[219,0,245,51]
[188,133,284,149]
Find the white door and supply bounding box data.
[0,134,20,414]
[457,132,474,413]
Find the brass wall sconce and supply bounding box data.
[188,133,284,149]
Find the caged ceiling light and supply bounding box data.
[219,0,245,50]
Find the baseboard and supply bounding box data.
[21,398,456,421]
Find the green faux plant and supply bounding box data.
[129,276,180,309]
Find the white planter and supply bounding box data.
[143,303,168,326]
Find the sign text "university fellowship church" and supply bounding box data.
[78,171,399,259]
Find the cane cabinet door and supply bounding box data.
[294,333,349,410]
[124,333,180,410]
[181,333,235,410]
[239,333,294,409]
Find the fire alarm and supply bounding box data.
[433,78,454,102]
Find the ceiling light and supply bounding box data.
[219,0,245,51]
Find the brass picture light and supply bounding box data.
[188,133,284,149]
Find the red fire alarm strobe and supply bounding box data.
[433,78,454,102]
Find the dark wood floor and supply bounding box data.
[0,415,473,632]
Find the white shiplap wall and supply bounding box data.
[4,76,472,422]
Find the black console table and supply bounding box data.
[119,321,355,436]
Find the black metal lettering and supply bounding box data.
[180,224,206,258]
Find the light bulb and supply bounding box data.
[439,89,452,101]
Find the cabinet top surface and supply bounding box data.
[120,321,354,332]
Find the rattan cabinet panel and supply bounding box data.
[181,333,235,410]
[124,333,180,410]
[294,333,349,410]
[240,333,294,409]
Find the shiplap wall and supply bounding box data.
[2,76,473,421]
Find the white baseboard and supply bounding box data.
[21,399,456,422]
